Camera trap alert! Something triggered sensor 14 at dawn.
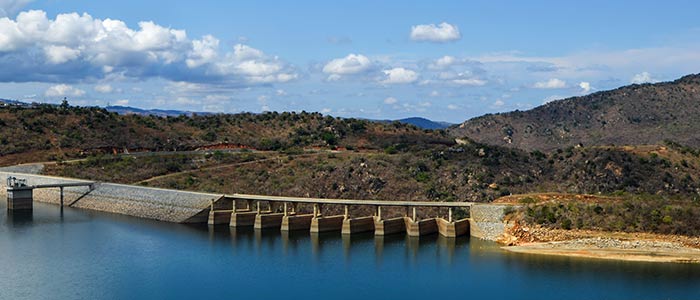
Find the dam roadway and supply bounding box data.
[1,170,512,240]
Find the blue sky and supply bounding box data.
[1,0,700,122]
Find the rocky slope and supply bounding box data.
[450,74,700,152]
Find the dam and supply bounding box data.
[1,171,513,240]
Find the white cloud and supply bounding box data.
[381,67,418,84]
[452,78,487,86]
[384,97,398,104]
[321,108,332,114]
[94,84,113,94]
[631,71,656,84]
[447,104,459,110]
[213,44,297,83]
[0,10,297,85]
[430,56,457,69]
[579,81,592,93]
[186,34,219,68]
[533,78,567,89]
[43,45,80,64]
[44,84,85,98]
[493,99,505,107]
[410,22,461,42]
[322,54,372,80]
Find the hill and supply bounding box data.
[44,141,700,203]
[450,74,700,152]
[0,105,452,165]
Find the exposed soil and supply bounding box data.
[501,222,700,263]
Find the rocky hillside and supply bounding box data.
[0,104,451,165]
[450,74,700,152]
[45,140,700,202]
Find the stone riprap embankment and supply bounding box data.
[0,164,44,174]
[469,204,517,241]
[0,171,222,223]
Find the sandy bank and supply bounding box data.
[504,236,700,263]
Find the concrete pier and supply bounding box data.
[254,212,284,229]
[405,217,438,237]
[310,215,345,233]
[208,209,233,225]
[374,217,406,236]
[281,214,314,231]
[230,211,257,227]
[436,218,470,238]
[341,216,375,235]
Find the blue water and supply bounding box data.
[1,202,699,300]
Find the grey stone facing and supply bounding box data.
[0,171,222,223]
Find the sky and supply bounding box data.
[1,0,700,122]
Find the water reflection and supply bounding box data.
[6,210,33,227]
[213,223,474,265]
[3,201,700,300]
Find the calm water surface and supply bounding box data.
[1,202,699,300]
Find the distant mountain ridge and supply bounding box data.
[396,117,452,130]
[2,99,451,130]
[105,105,212,117]
[450,74,700,151]
[105,106,452,129]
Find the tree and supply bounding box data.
[60,97,69,109]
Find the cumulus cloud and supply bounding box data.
[322,54,371,80]
[579,81,592,93]
[44,84,85,98]
[631,71,656,84]
[185,35,218,68]
[429,55,459,69]
[410,22,461,42]
[533,78,567,89]
[383,96,398,104]
[447,104,459,110]
[381,67,418,84]
[0,10,297,85]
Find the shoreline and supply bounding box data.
[500,225,700,263]
[503,238,700,263]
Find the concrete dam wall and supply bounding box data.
[0,170,514,241]
[0,171,222,223]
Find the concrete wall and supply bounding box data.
[0,171,222,223]
[469,204,517,241]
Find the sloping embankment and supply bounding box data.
[0,171,222,223]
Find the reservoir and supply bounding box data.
[1,202,699,300]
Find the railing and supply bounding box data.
[227,193,474,207]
